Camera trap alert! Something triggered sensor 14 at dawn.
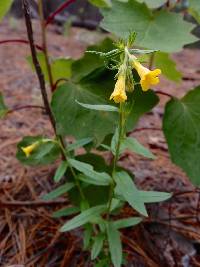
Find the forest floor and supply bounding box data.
[1,19,200,267]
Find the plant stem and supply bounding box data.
[45,0,76,27]
[22,0,86,201]
[22,0,56,133]
[38,0,54,91]
[148,52,155,70]
[0,39,43,51]
[106,103,124,220]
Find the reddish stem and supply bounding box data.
[45,0,76,27]
[156,90,173,98]
[52,78,69,91]
[7,105,45,114]
[0,39,43,51]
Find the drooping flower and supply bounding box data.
[21,142,39,157]
[133,60,161,91]
[110,74,127,103]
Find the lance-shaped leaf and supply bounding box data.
[91,234,105,260]
[43,182,75,200]
[139,191,172,203]
[107,222,122,267]
[69,158,112,186]
[101,0,197,52]
[67,137,93,152]
[52,206,80,218]
[114,217,142,229]
[114,171,148,216]
[76,100,119,112]
[54,161,68,182]
[121,136,156,159]
[60,205,107,232]
[163,85,200,185]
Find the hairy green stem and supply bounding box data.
[106,103,124,220]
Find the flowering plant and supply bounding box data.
[1,0,200,266]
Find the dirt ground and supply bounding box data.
[1,19,200,267]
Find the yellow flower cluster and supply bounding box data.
[110,56,161,104]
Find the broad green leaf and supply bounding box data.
[54,161,68,182]
[114,217,142,229]
[139,191,172,203]
[16,136,60,166]
[51,78,117,144]
[154,52,182,82]
[189,0,200,24]
[69,158,112,185]
[91,234,105,260]
[43,182,75,200]
[89,0,112,8]
[136,0,166,8]
[0,0,13,21]
[114,171,148,216]
[67,137,93,152]
[126,86,159,130]
[76,100,119,112]
[27,53,72,83]
[0,92,8,118]
[72,38,115,82]
[60,205,107,232]
[121,137,156,159]
[52,206,80,218]
[163,85,200,185]
[101,0,198,52]
[107,222,122,267]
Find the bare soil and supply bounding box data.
[1,19,200,267]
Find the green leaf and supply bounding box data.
[107,222,122,267]
[154,52,182,82]
[163,85,200,185]
[89,0,112,8]
[78,174,109,186]
[129,48,158,54]
[83,224,93,249]
[139,191,172,203]
[72,38,115,82]
[54,161,68,182]
[114,217,142,229]
[0,92,8,118]
[60,205,107,232]
[27,53,72,84]
[76,100,119,112]
[101,0,198,52]
[52,206,80,218]
[189,0,200,24]
[43,182,75,200]
[0,0,13,21]
[114,171,148,216]
[67,137,93,152]
[69,158,112,186]
[121,137,156,159]
[16,136,60,166]
[91,234,105,260]
[136,0,166,8]
[51,77,117,144]
[126,86,159,130]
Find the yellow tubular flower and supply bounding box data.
[21,142,39,157]
[133,60,161,91]
[110,74,127,103]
